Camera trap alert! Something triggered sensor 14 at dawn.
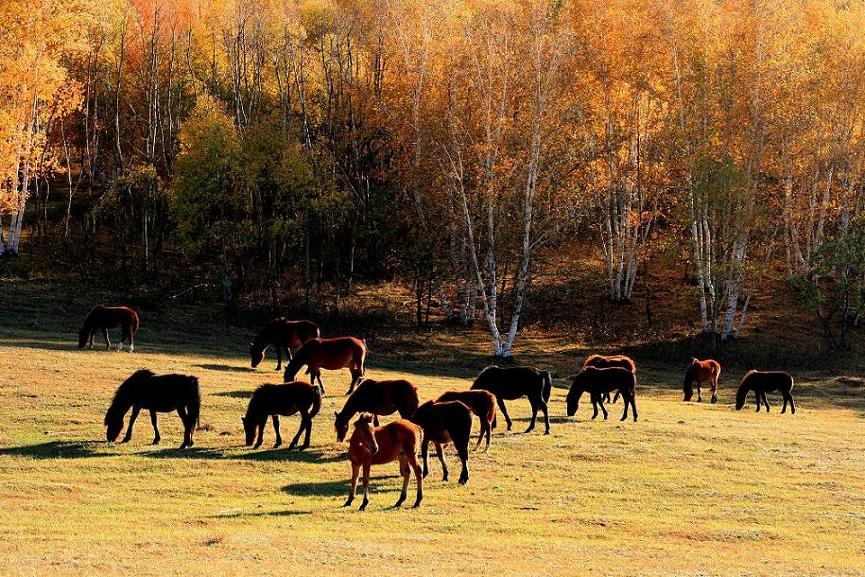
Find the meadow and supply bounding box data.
[0,282,864,577]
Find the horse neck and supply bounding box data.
[283,346,309,378]
[107,392,133,419]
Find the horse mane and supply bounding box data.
[582,354,603,367]
[355,413,375,426]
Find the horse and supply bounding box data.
[683,358,721,403]
[242,381,322,450]
[566,366,638,422]
[250,318,320,371]
[343,414,424,511]
[334,378,420,442]
[582,354,637,403]
[735,370,796,414]
[282,337,367,395]
[79,305,139,352]
[436,390,497,451]
[470,366,551,435]
[410,400,472,485]
[104,369,200,449]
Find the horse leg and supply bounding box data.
[275,347,282,372]
[613,390,621,403]
[781,393,789,414]
[128,328,134,353]
[103,328,111,350]
[88,328,95,349]
[541,398,550,434]
[408,453,424,508]
[434,441,448,482]
[373,414,380,427]
[344,463,360,507]
[524,397,538,434]
[121,406,141,443]
[149,410,161,445]
[359,462,371,511]
[485,417,492,452]
[474,418,486,451]
[788,393,796,414]
[755,390,762,412]
[288,409,309,449]
[253,417,266,449]
[456,432,469,485]
[496,397,512,431]
[697,383,703,403]
[710,376,718,403]
[621,393,630,421]
[630,393,638,422]
[117,325,127,352]
[421,440,430,478]
[272,415,282,448]
[346,369,362,396]
[395,454,410,508]
[598,396,608,420]
[591,395,599,420]
[177,407,191,448]
[762,391,771,412]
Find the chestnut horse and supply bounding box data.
[344,415,424,511]
[242,381,322,450]
[334,378,420,442]
[282,337,366,395]
[566,366,638,422]
[582,354,637,403]
[471,366,551,435]
[410,400,473,485]
[683,358,721,403]
[735,370,796,414]
[104,369,200,449]
[250,318,320,371]
[79,305,139,352]
[436,390,497,451]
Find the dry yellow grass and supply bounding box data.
[0,316,864,576]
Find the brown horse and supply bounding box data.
[282,337,366,395]
[334,378,420,441]
[683,358,721,403]
[566,366,638,422]
[735,370,796,414]
[410,400,472,485]
[471,366,551,435]
[79,305,139,352]
[250,318,320,371]
[436,390,497,451]
[242,381,322,449]
[583,354,637,402]
[104,369,200,449]
[344,415,424,511]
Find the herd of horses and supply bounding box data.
[81,305,798,510]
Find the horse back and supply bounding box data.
[576,366,635,393]
[472,366,544,400]
[583,354,636,373]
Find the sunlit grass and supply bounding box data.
[0,316,863,576]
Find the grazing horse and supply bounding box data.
[344,415,424,511]
[470,366,551,435]
[282,337,367,395]
[566,366,638,422]
[582,354,637,403]
[410,400,472,485]
[334,378,420,442]
[735,370,796,414]
[436,390,497,452]
[242,381,322,450]
[250,318,320,371]
[104,369,200,449]
[79,305,139,352]
[683,358,721,403]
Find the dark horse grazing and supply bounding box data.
[344,415,424,511]
[242,381,322,449]
[436,390,497,452]
[683,358,721,403]
[282,337,367,395]
[104,369,200,449]
[582,354,637,403]
[250,318,320,371]
[471,366,551,435]
[79,305,139,352]
[334,378,420,442]
[735,370,796,414]
[410,400,472,485]
[566,366,638,422]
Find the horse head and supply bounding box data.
[241,416,257,446]
[335,411,350,442]
[566,375,584,417]
[352,414,378,455]
[249,340,265,368]
[104,405,125,442]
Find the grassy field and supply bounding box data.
[0,285,864,576]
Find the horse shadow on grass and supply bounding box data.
[0,440,105,459]
[194,363,255,374]
[142,446,344,464]
[213,390,253,399]
[282,474,400,498]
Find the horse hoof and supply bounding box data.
[343,498,353,507]
[412,501,422,509]
[120,438,130,444]
[359,502,368,512]
[151,439,160,445]
[442,475,448,482]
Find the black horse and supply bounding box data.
[735,370,796,414]
[470,366,551,434]
[242,381,322,449]
[566,366,638,422]
[104,369,200,449]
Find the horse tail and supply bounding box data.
[488,397,498,430]
[541,371,552,404]
[130,308,140,334]
[189,377,201,430]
